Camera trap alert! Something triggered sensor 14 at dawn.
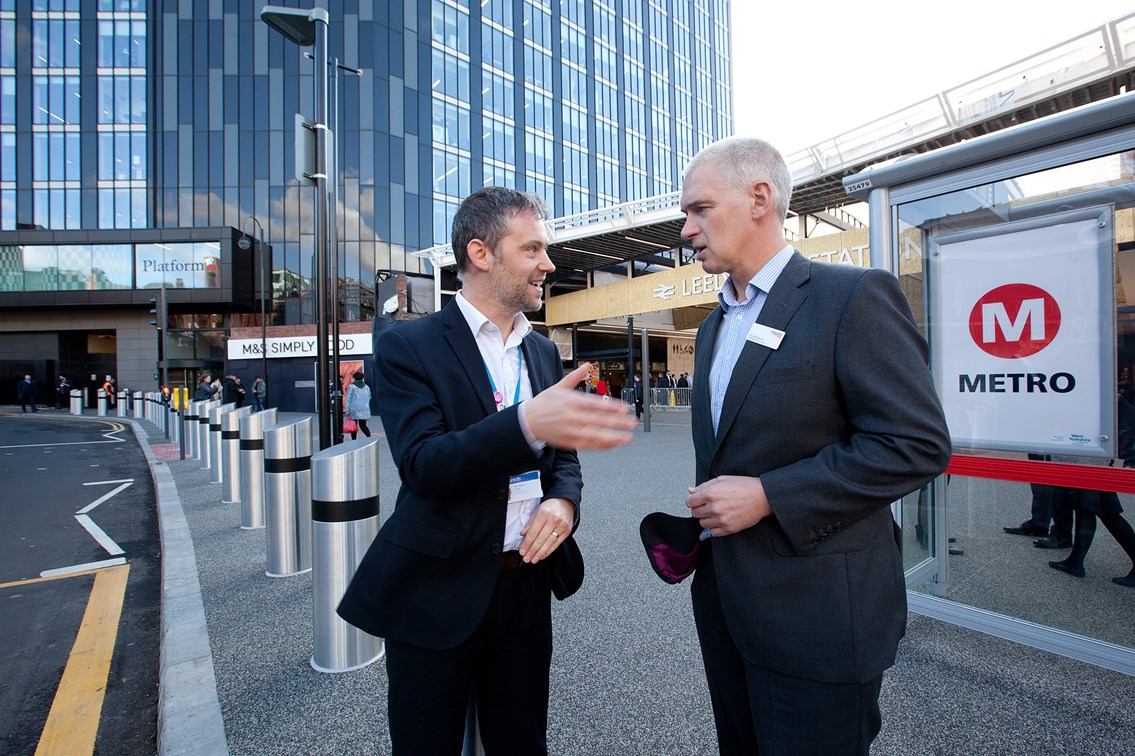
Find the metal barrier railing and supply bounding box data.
[620,386,693,409]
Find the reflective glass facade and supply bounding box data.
[0,0,733,326]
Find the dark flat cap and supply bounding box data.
[639,512,706,584]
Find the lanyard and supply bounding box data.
[483,348,523,412]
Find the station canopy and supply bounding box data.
[413,12,1135,285]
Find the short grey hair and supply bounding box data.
[684,137,793,222]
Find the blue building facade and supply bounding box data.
[0,0,732,395]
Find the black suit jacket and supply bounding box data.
[692,253,951,683]
[338,300,583,649]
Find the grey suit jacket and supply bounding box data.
[692,252,951,684]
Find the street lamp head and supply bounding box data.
[260,5,328,47]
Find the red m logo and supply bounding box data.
[968,283,1061,359]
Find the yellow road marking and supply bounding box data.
[0,568,106,590]
[35,563,130,756]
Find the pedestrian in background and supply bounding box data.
[633,374,644,420]
[251,376,267,412]
[343,370,372,440]
[233,376,246,408]
[222,375,239,405]
[193,374,216,401]
[17,374,37,412]
[55,375,71,409]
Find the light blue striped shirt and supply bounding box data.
[710,246,795,434]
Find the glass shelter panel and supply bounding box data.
[898,149,1135,650]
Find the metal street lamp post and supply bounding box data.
[262,4,333,449]
[238,217,269,402]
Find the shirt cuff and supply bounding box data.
[518,401,546,453]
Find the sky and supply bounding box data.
[730,1,1134,155]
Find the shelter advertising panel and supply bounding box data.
[929,207,1115,457]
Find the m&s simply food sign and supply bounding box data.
[930,210,1114,457]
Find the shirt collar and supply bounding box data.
[455,290,533,345]
[719,245,795,311]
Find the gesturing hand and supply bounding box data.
[524,363,637,450]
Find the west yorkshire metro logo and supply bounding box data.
[968,283,1061,359]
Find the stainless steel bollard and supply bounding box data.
[184,401,199,459]
[310,438,384,673]
[263,416,313,577]
[116,390,128,417]
[207,402,235,481]
[198,399,221,470]
[220,405,252,502]
[70,389,82,415]
[133,390,143,419]
[97,389,107,416]
[238,408,278,529]
[169,404,180,446]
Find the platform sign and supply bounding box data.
[929,207,1115,457]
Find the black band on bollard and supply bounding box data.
[265,456,311,474]
[239,439,265,451]
[209,423,221,431]
[221,430,240,440]
[198,416,209,424]
[312,495,379,523]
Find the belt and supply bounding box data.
[499,550,525,572]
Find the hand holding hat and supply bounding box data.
[639,512,706,584]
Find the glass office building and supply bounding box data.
[0,0,732,394]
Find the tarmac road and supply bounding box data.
[0,410,160,755]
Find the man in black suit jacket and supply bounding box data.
[338,187,635,754]
[680,137,951,753]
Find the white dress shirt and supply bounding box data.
[455,291,542,550]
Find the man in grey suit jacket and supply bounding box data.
[680,137,951,754]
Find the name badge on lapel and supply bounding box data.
[508,470,543,503]
[746,323,785,350]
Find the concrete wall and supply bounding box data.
[0,309,159,390]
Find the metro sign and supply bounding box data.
[968,283,1061,359]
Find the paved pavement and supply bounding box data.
[130,409,1135,755]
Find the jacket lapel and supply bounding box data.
[520,335,547,394]
[693,306,723,457]
[442,301,498,417]
[711,253,810,459]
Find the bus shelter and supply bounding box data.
[844,91,1135,674]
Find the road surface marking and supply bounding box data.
[35,563,130,756]
[74,515,124,556]
[39,558,128,579]
[77,481,133,514]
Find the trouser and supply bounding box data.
[691,548,883,755]
[384,563,552,754]
[349,419,371,440]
